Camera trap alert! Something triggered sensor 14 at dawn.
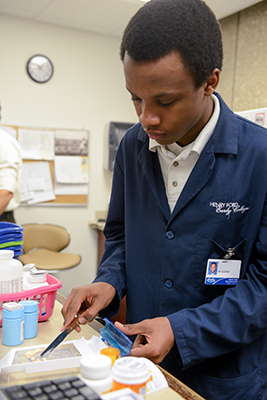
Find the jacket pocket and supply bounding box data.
[194,237,248,297]
[192,367,262,400]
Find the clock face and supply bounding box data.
[27,55,54,83]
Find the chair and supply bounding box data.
[19,223,81,272]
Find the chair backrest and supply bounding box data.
[22,223,70,254]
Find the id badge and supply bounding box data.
[205,259,241,285]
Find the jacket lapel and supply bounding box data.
[170,140,215,219]
[137,141,171,221]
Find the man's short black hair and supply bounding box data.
[120,0,223,88]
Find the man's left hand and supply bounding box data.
[115,317,175,364]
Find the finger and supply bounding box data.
[78,307,98,324]
[115,321,143,336]
[130,346,149,358]
[132,334,147,347]
[61,294,86,329]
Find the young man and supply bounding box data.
[62,1,267,398]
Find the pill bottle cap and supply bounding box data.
[23,263,35,272]
[3,302,24,319]
[0,250,14,259]
[19,300,38,313]
[28,271,47,283]
[80,354,112,380]
[101,347,120,365]
[112,357,150,385]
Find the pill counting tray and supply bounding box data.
[0,336,107,375]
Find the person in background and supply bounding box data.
[62,1,267,398]
[0,105,22,222]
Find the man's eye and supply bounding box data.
[131,97,141,103]
[159,100,175,107]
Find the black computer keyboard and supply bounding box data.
[0,375,102,400]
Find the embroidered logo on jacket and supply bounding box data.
[210,202,249,220]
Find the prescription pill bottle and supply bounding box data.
[2,302,24,346]
[24,270,49,316]
[19,300,38,339]
[80,354,113,395]
[101,347,120,365]
[0,250,23,294]
[112,357,150,397]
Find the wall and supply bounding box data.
[0,15,137,297]
[218,0,267,111]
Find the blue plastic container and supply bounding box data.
[19,300,38,339]
[2,302,24,346]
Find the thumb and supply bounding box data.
[115,321,140,336]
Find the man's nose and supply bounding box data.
[138,105,160,128]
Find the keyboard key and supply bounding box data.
[28,388,43,396]
[57,382,71,391]
[5,388,29,400]
[35,395,49,400]
[49,392,64,400]
[79,386,100,399]
[63,388,79,397]
[43,385,58,394]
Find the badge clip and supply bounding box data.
[223,247,235,259]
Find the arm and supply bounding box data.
[93,148,127,311]
[0,189,13,215]
[62,144,127,328]
[0,132,22,210]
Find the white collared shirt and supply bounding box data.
[0,128,22,211]
[149,94,220,213]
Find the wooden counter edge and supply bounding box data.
[157,366,205,400]
[56,292,204,400]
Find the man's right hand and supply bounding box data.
[61,282,116,331]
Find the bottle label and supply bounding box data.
[21,320,24,341]
[0,277,23,294]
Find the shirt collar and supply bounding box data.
[149,94,220,155]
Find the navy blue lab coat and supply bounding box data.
[95,93,267,399]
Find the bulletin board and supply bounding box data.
[0,124,89,206]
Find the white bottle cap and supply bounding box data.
[80,354,111,380]
[28,271,46,283]
[0,250,14,259]
[23,263,36,272]
[112,357,150,385]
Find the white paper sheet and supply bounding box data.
[54,156,89,184]
[18,129,54,160]
[20,162,55,204]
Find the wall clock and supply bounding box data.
[26,55,54,83]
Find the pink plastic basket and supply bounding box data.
[0,273,62,326]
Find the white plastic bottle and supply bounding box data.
[0,250,23,294]
[22,263,36,289]
[23,269,49,291]
[23,269,49,316]
[80,354,113,395]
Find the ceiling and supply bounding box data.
[0,0,263,38]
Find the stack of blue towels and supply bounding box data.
[0,222,24,259]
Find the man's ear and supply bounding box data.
[204,68,220,96]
